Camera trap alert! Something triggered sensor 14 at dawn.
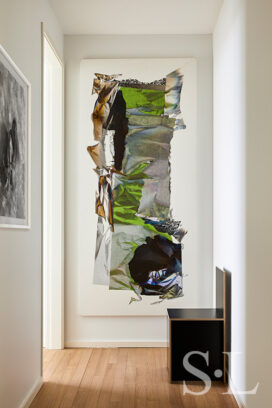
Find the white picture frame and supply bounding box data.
[0,44,31,229]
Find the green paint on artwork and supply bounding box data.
[113,158,172,249]
[125,162,151,180]
[126,241,139,253]
[110,266,136,290]
[113,161,148,224]
[120,87,165,116]
[113,185,172,240]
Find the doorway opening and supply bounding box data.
[42,24,64,350]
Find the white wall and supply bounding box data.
[0,1,63,407]
[214,0,272,406]
[245,1,272,406]
[64,35,213,345]
[213,0,247,403]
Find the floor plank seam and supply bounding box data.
[71,348,93,408]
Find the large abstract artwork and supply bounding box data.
[88,70,187,305]
[79,59,197,315]
[0,45,30,228]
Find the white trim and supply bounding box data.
[19,376,43,408]
[65,340,168,348]
[41,23,64,350]
[0,44,31,229]
[228,376,246,408]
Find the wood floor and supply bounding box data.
[31,348,238,408]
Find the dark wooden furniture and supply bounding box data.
[167,268,231,383]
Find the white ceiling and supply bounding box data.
[49,0,223,35]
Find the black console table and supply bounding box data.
[167,268,231,383]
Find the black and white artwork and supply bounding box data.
[0,45,30,228]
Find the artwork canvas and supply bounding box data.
[0,45,30,228]
[79,59,197,315]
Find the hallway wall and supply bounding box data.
[213,0,247,404]
[245,0,272,406]
[214,0,272,406]
[64,34,214,346]
[0,1,63,407]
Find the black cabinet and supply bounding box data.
[167,268,231,383]
[167,309,225,382]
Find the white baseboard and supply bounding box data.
[228,376,246,408]
[65,340,167,348]
[19,376,43,408]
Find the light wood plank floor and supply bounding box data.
[30,348,238,408]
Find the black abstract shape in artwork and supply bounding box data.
[105,90,128,171]
[0,119,19,191]
[129,235,182,295]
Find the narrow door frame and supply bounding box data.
[41,22,64,354]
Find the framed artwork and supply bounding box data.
[79,58,197,315]
[0,45,31,229]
